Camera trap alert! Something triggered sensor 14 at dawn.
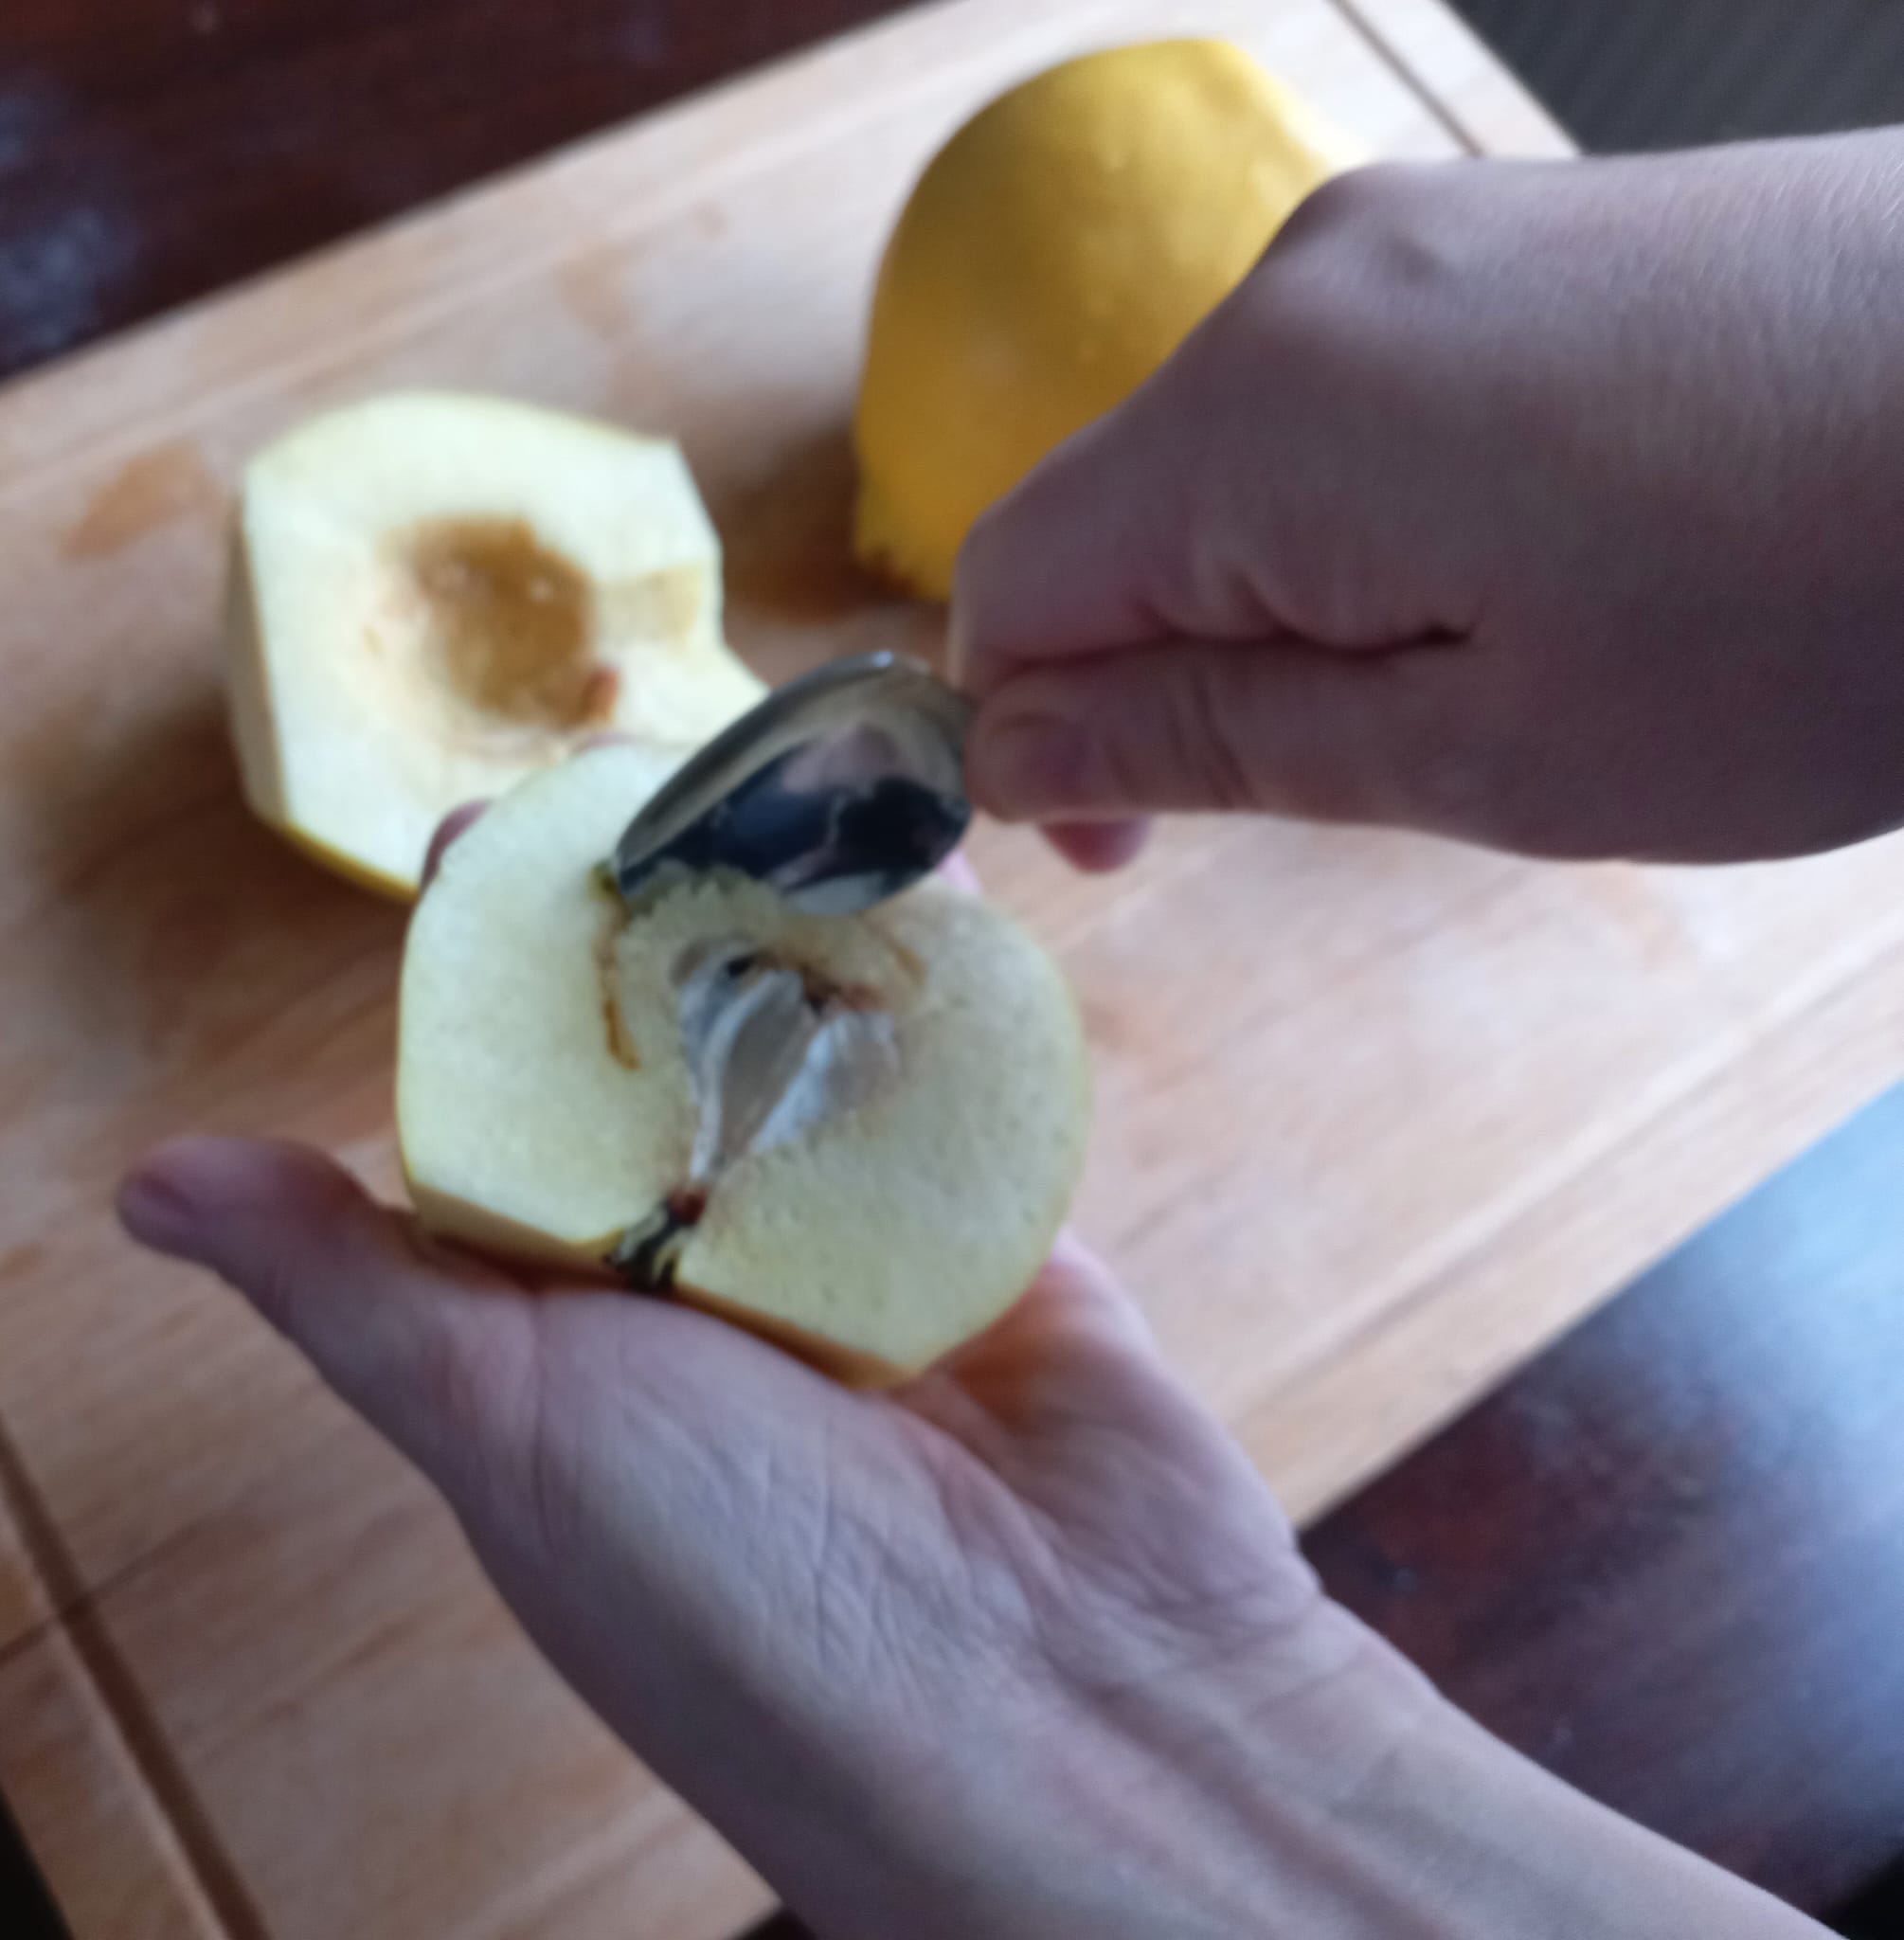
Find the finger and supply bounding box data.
[938,824,1145,889]
[966,636,1480,831]
[1025,1229,1155,1350]
[1041,819,1150,873]
[895,1232,1161,1474]
[949,222,1477,703]
[948,394,1192,695]
[422,801,489,890]
[117,1137,536,1483]
[935,1230,1157,1395]
[948,278,1322,699]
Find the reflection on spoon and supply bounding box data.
[610,652,974,916]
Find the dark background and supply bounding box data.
[6,2,1904,1935]
[1461,0,1904,149]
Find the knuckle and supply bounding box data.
[1268,161,1438,282]
[1268,158,1406,260]
[1074,708,1156,813]
[1244,161,1456,377]
[1155,656,1261,813]
[1188,665,1262,813]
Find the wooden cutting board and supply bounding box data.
[4,3,1897,1935]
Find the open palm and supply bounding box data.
[116,817,1818,1940]
[118,1132,1384,1940]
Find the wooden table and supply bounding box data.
[4,3,1903,1935]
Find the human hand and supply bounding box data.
[116,1140,1424,1938]
[956,134,1904,867]
[114,812,1825,1939]
[114,1140,1823,1940]
[111,817,1397,1938]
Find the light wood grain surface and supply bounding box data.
[0,1482,51,1656]
[1335,0,1571,153]
[5,3,1874,1936]
[0,1625,221,1939]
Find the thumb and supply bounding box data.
[117,1137,540,1486]
[967,637,1482,832]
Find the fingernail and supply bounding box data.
[117,1159,201,1257]
[422,799,489,891]
[968,710,1082,819]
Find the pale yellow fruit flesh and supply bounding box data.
[228,390,765,897]
[397,745,1091,1383]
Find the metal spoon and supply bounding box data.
[610,651,974,916]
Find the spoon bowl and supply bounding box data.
[611,652,974,915]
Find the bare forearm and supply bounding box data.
[1305,1693,1821,1940]
[824,1613,1824,1940]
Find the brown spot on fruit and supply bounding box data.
[590,885,639,1069]
[402,515,612,729]
[577,663,621,724]
[666,1185,709,1226]
[600,986,639,1069]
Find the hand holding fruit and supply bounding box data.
[116,833,1818,1940]
[396,746,1087,1380]
[107,808,1387,1937]
[958,135,1904,866]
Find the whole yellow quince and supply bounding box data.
[853,39,1363,600]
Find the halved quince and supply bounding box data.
[396,745,1091,1384]
[226,391,763,896]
